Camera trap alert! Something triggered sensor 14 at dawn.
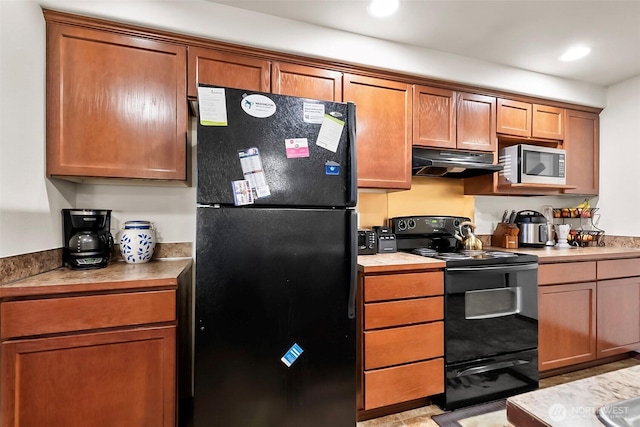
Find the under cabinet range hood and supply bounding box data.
[412,147,503,178]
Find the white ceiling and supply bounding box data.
[210,0,640,87]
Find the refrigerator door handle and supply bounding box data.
[348,210,357,319]
[347,102,357,207]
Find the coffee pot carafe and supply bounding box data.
[62,209,114,269]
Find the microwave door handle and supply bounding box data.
[456,359,531,377]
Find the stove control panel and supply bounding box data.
[389,215,470,236]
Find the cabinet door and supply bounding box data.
[538,282,596,371]
[46,24,187,181]
[344,74,412,189]
[597,278,640,358]
[456,92,496,152]
[413,85,456,148]
[1,327,176,427]
[532,104,564,140]
[564,109,599,195]
[272,62,342,101]
[497,98,531,138]
[187,46,270,97]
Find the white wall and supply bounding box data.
[598,75,640,237]
[0,0,633,258]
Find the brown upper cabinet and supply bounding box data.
[564,109,599,195]
[344,74,412,189]
[413,87,496,152]
[497,99,564,140]
[46,20,188,182]
[188,47,270,97]
[272,62,342,102]
[413,85,456,149]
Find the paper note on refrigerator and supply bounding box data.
[197,87,228,126]
[303,102,325,124]
[238,148,271,198]
[315,114,345,153]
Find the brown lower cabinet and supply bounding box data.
[358,269,444,415]
[538,257,640,372]
[1,327,176,427]
[0,260,192,427]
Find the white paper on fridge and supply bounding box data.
[197,87,228,126]
[238,148,271,198]
[303,102,325,124]
[315,114,345,153]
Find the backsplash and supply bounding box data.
[358,177,474,229]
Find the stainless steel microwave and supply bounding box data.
[499,144,566,185]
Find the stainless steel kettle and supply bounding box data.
[515,210,548,247]
[455,221,483,251]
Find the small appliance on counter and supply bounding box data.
[514,210,549,247]
[62,209,114,269]
[118,220,156,264]
[357,229,377,255]
[372,226,397,253]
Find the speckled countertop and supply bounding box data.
[507,365,640,427]
[358,252,445,273]
[0,258,192,298]
[358,247,640,272]
[502,246,640,263]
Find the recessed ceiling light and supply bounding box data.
[559,46,591,61]
[367,0,400,17]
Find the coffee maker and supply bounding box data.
[62,209,114,269]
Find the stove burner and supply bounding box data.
[435,253,472,260]
[460,250,486,257]
[412,248,438,257]
[484,251,516,258]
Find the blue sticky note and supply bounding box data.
[281,343,304,367]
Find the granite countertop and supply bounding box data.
[358,252,445,273]
[507,365,640,427]
[0,258,192,298]
[359,247,640,272]
[504,246,640,263]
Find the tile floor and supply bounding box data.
[356,356,640,427]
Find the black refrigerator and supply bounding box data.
[193,85,357,427]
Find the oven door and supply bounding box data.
[444,263,538,364]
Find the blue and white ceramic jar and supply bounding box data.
[119,220,156,264]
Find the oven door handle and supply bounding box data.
[447,263,538,273]
[455,359,531,377]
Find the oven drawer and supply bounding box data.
[364,296,443,329]
[364,271,443,302]
[364,358,444,409]
[364,321,443,369]
[0,290,176,339]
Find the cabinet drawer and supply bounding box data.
[364,322,443,370]
[364,358,444,409]
[597,258,640,280]
[364,272,443,302]
[365,297,443,329]
[538,262,596,285]
[1,290,176,339]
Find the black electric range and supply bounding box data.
[389,215,540,410]
[389,215,538,267]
